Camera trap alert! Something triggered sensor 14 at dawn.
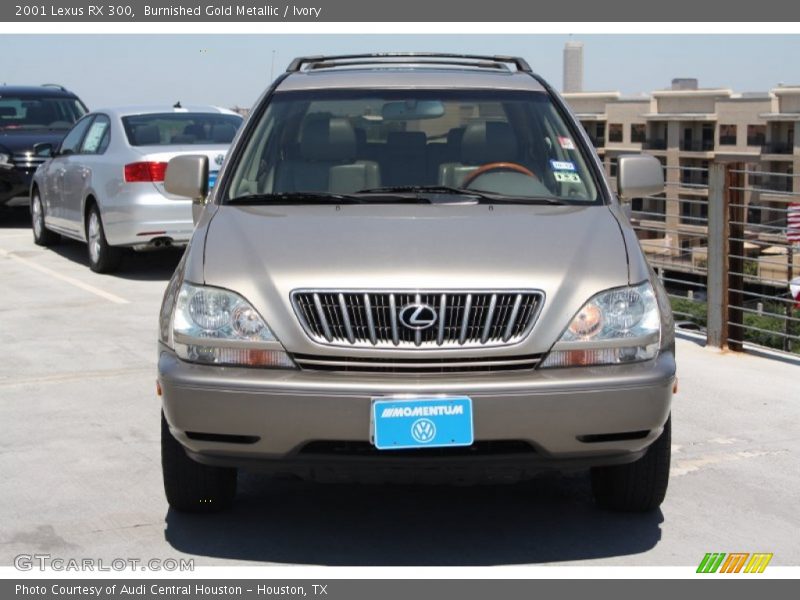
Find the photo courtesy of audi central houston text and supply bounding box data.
[156,54,675,514]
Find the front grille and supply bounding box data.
[293,353,543,373]
[12,152,46,170]
[291,290,543,349]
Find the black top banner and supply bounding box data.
[3,0,799,22]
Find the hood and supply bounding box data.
[201,203,631,356]
[0,130,68,153]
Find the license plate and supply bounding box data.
[371,396,474,450]
[208,171,219,189]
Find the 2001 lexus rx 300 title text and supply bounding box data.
[157,54,676,513]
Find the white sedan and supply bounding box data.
[30,104,243,272]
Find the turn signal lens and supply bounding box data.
[176,344,295,368]
[568,304,603,337]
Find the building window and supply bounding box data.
[608,123,623,143]
[747,125,766,146]
[719,124,737,146]
[630,124,646,143]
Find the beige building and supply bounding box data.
[564,84,800,282]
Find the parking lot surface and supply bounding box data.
[1,207,798,567]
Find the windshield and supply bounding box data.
[226,89,600,204]
[121,113,243,146]
[0,95,86,131]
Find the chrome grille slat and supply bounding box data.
[481,293,498,344]
[292,290,543,349]
[503,294,524,341]
[363,293,377,345]
[459,294,473,345]
[437,293,446,346]
[312,293,333,341]
[414,293,422,347]
[338,293,355,343]
[389,294,399,346]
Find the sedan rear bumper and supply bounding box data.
[101,187,193,247]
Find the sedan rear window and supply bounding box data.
[122,113,243,146]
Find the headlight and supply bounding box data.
[171,282,294,368]
[540,281,660,368]
[0,152,10,165]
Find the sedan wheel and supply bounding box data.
[31,191,59,247]
[86,205,122,273]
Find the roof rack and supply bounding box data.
[41,83,68,91]
[286,53,532,74]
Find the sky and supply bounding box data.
[1,34,799,110]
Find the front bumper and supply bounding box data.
[159,347,675,481]
[0,166,32,207]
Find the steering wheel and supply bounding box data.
[462,162,538,188]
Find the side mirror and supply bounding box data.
[33,142,54,158]
[164,155,209,200]
[617,154,664,200]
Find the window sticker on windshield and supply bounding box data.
[557,136,575,150]
[554,172,581,183]
[550,160,576,171]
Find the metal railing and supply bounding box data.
[761,142,794,155]
[680,139,715,152]
[620,161,799,356]
[644,139,667,150]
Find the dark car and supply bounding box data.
[0,85,88,212]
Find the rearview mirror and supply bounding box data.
[164,155,209,200]
[382,100,445,121]
[617,154,665,199]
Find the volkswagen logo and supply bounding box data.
[411,418,436,444]
[214,154,225,167]
[398,303,438,330]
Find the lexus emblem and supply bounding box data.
[214,154,225,167]
[399,303,438,330]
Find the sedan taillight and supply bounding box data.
[124,161,169,183]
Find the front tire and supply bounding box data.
[31,190,59,246]
[161,412,237,513]
[86,205,122,273]
[590,416,671,512]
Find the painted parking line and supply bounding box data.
[0,247,129,305]
[0,367,152,388]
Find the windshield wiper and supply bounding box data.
[227,191,435,205]
[358,185,484,198]
[227,192,368,205]
[357,185,567,205]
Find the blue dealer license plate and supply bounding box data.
[208,171,219,189]
[371,396,474,450]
